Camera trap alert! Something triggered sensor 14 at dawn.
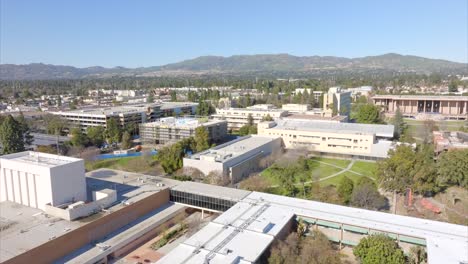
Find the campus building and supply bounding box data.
[1,164,466,264]
[159,102,198,117]
[212,107,289,131]
[0,152,86,210]
[52,102,198,130]
[372,95,468,120]
[258,119,394,160]
[323,86,351,117]
[161,183,467,264]
[183,135,282,183]
[139,117,228,145]
[433,131,468,155]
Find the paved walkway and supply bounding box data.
[270,159,378,188]
[316,159,357,182]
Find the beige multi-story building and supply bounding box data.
[258,119,394,160]
[52,102,198,131]
[139,117,227,145]
[323,87,351,117]
[52,103,162,130]
[212,107,289,131]
[281,104,311,113]
[372,95,468,120]
[183,135,282,183]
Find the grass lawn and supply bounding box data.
[258,157,379,191]
[311,157,351,168]
[320,171,371,187]
[349,161,378,180]
[85,156,163,175]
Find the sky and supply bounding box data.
[1,0,467,68]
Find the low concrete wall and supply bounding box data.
[44,189,117,221]
[4,189,170,264]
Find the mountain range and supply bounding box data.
[1,53,467,80]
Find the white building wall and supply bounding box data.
[49,161,87,206]
[0,153,86,210]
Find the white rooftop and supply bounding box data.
[0,151,81,168]
[171,181,250,202]
[158,200,294,264]
[54,103,160,116]
[160,102,198,110]
[272,119,395,138]
[244,192,468,264]
[141,117,225,129]
[187,135,280,163]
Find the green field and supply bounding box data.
[259,157,377,188]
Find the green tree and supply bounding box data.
[0,115,25,154]
[297,157,310,197]
[105,118,122,144]
[448,79,458,93]
[247,113,254,126]
[437,149,468,189]
[355,104,382,124]
[338,176,354,204]
[354,234,406,264]
[44,114,68,136]
[262,114,274,121]
[412,144,439,194]
[350,181,387,210]
[121,131,132,150]
[248,125,257,134]
[377,145,416,193]
[391,108,406,139]
[158,138,194,174]
[147,92,154,103]
[70,127,88,147]
[409,246,427,264]
[239,125,251,136]
[16,112,34,146]
[170,90,177,101]
[87,126,106,147]
[194,126,210,152]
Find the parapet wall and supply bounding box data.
[4,188,170,264]
[44,189,117,221]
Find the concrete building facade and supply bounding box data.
[139,117,227,145]
[323,87,351,117]
[372,95,468,120]
[258,120,394,160]
[212,107,289,131]
[52,102,199,130]
[183,135,282,183]
[0,152,86,210]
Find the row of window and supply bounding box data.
[170,190,237,212]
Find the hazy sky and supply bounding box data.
[1,0,467,67]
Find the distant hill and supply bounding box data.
[1,53,466,80]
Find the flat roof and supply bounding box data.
[53,103,161,116]
[372,95,468,101]
[160,102,198,110]
[243,192,468,264]
[0,201,83,262]
[158,200,294,264]
[59,203,184,264]
[284,114,347,122]
[140,117,225,129]
[0,169,179,262]
[0,151,81,168]
[216,107,287,113]
[187,135,281,163]
[86,169,180,206]
[171,181,250,202]
[271,119,394,138]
